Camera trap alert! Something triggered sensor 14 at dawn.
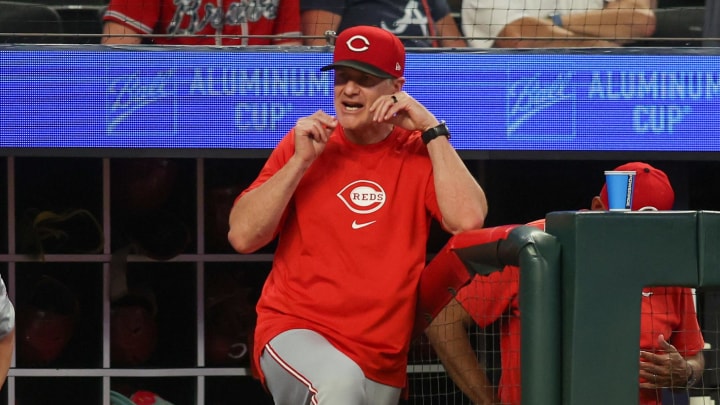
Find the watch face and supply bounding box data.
[436,123,449,137]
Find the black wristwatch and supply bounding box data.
[421,121,450,145]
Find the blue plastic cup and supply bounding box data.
[604,170,636,211]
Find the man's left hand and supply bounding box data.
[639,334,690,388]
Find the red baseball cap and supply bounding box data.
[321,25,405,79]
[600,162,674,211]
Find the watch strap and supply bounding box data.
[549,12,563,27]
[421,121,450,145]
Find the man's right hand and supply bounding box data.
[293,110,337,164]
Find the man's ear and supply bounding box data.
[590,196,606,211]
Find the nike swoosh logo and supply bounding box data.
[352,220,377,229]
[642,292,653,297]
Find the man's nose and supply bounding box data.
[342,80,361,94]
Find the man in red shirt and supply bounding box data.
[228,26,487,404]
[426,161,705,405]
[102,0,301,46]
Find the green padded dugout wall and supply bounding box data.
[538,210,720,405]
[516,227,562,405]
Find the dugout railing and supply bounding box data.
[450,222,562,405]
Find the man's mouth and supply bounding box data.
[342,101,363,111]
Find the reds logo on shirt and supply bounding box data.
[336,180,386,214]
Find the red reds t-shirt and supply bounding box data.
[456,219,705,405]
[104,0,300,45]
[243,125,443,388]
[637,286,705,404]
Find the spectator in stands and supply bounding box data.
[426,161,705,405]
[101,0,302,46]
[462,0,657,48]
[300,0,467,47]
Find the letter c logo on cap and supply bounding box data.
[346,35,370,52]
